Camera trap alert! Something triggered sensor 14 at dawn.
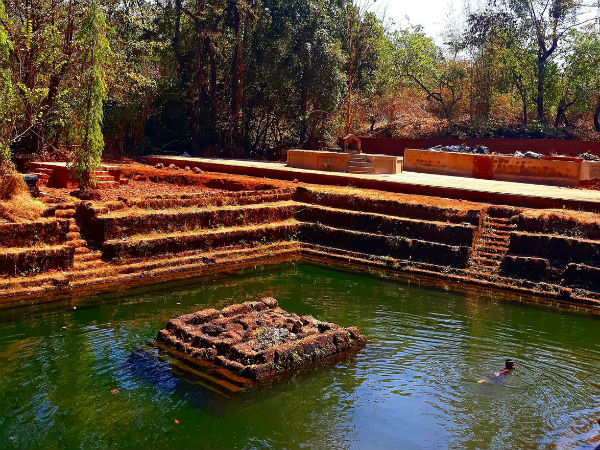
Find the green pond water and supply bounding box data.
[0,263,599,450]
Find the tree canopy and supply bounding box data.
[1,0,600,172]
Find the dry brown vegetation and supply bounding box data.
[0,171,45,223]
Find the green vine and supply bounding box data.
[72,1,110,188]
[0,0,14,171]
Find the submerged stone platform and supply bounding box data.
[156,297,367,381]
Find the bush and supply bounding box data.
[0,170,45,222]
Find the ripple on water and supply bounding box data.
[0,264,600,450]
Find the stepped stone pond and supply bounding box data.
[0,263,599,449]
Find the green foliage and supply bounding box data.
[2,0,600,160]
[0,0,14,170]
[391,27,467,124]
[245,0,346,149]
[72,1,110,188]
[553,29,600,125]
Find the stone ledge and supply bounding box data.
[157,297,367,382]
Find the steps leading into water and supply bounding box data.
[468,214,516,276]
[102,219,300,260]
[94,200,298,241]
[295,203,475,247]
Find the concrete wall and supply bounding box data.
[287,150,349,172]
[358,137,600,158]
[493,156,581,186]
[287,150,402,174]
[404,149,584,186]
[403,150,476,177]
[580,161,600,181]
[370,155,402,174]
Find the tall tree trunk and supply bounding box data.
[594,96,600,132]
[299,86,308,144]
[345,80,352,136]
[554,107,563,128]
[190,38,206,156]
[206,38,217,137]
[228,1,242,150]
[536,56,546,124]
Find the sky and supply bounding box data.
[374,0,485,43]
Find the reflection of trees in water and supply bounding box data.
[122,343,363,449]
[437,297,600,449]
[2,263,600,449]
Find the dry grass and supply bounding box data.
[0,171,45,223]
[520,208,600,225]
[0,170,26,200]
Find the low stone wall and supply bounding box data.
[499,256,552,282]
[286,149,402,174]
[508,232,600,269]
[91,202,297,242]
[358,136,600,158]
[580,161,600,180]
[500,209,600,294]
[287,149,349,172]
[295,206,474,247]
[157,297,366,382]
[515,210,600,239]
[494,156,581,186]
[0,246,74,276]
[102,221,299,260]
[299,223,471,268]
[0,219,70,248]
[294,187,482,225]
[404,149,585,186]
[563,263,600,291]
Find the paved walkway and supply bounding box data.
[146,156,600,211]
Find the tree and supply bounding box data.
[245,0,345,150]
[342,0,379,135]
[0,0,14,169]
[2,0,78,154]
[392,27,467,125]
[72,1,110,189]
[101,0,164,156]
[491,0,596,124]
[463,10,537,125]
[559,27,600,130]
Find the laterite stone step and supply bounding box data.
[102,219,299,260]
[0,274,63,291]
[483,235,510,243]
[74,252,101,262]
[486,222,515,230]
[94,175,115,182]
[55,209,76,218]
[479,244,508,254]
[67,239,87,247]
[472,255,502,266]
[96,201,297,241]
[476,251,504,259]
[73,260,106,271]
[54,203,78,211]
[97,181,119,189]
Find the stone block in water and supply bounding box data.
[156,297,367,381]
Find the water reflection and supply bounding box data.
[0,263,599,449]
